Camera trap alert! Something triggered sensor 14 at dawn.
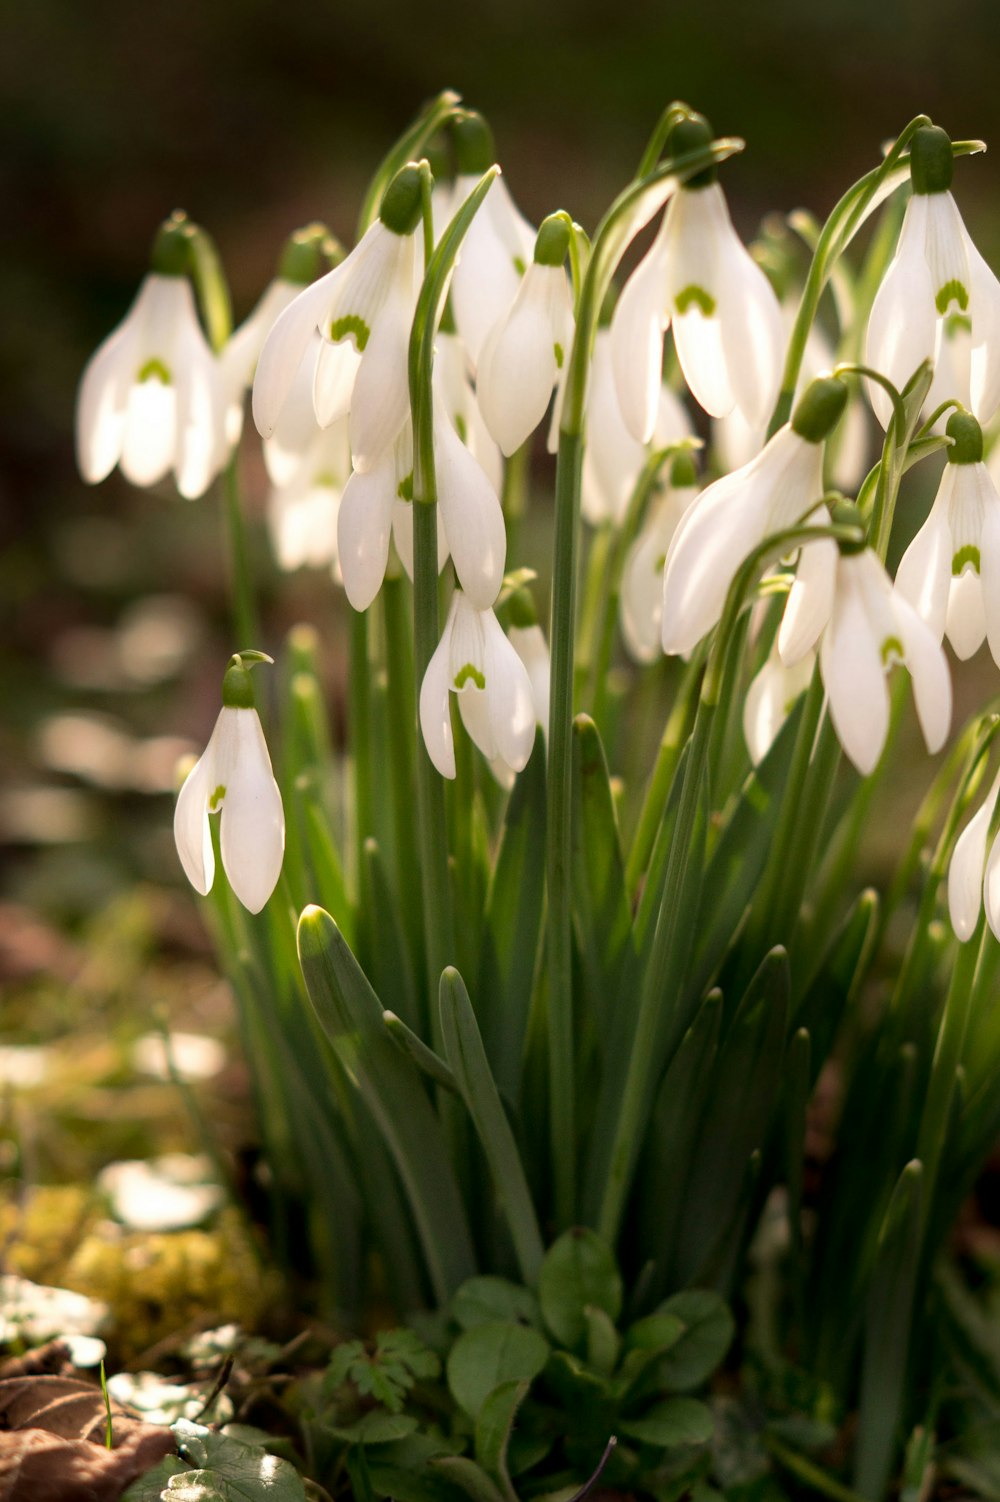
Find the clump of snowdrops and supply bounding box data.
[79,92,1000,1501]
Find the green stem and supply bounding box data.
[356,90,462,237]
[348,609,374,903]
[382,572,425,1003]
[222,453,258,649]
[501,440,530,562]
[575,523,613,702]
[625,648,705,896]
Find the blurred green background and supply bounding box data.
[4,0,1000,927]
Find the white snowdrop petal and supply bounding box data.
[894,480,952,639]
[174,327,227,500]
[777,525,838,666]
[715,238,785,427]
[948,778,999,941]
[435,417,506,608]
[478,265,562,456]
[252,269,343,438]
[980,500,1000,668]
[893,593,952,755]
[419,619,457,779]
[337,460,396,610]
[457,682,498,762]
[451,175,534,369]
[76,317,142,483]
[585,329,646,524]
[864,197,938,429]
[482,614,536,772]
[120,379,176,487]
[985,831,1000,943]
[314,337,363,429]
[610,229,669,444]
[173,747,217,897]
[946,567,987,659]
[672,310,734,420]
[349,295,412,472]
[218,712,285,914]
[966,232,1000,425]
[509,625,550,736]
[820,562,889,776]
[621,524,668,663]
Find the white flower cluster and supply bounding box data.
[76,109,1000,926]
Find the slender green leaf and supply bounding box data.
[476,1379,532,1502]
[384,1009,458,1094]
[297,905,475,1303]
[572,715,634,1038]
[440,967,545,1285]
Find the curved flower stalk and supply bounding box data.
[743,640,816,765]
[778,504,952,774]
[253,165,426,472]
[76,213,226,499]
[620,451,700,661]
[419,590,536,781]
[896,409,1000,664]
[337,383,506,612]
[173,653,284,914]
[948,766,1000,939]
[610,113,784,439]
[267,416,351,574]
[447,111,536,370]
[582,325,693,526]
[660,375,847,657]
[866,125,1000,429]
[477,213,575,457]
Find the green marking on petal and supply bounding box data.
[554,343,564,369]
[953,544,981,575]
[513,255,526,276]
[935,279,969,314]
[881,635,904,665]
[453,663,486,690]
[137,357,171,384]
[944,312,973,338]
[330,314,370,351]
[397,472,413,502]
[208,784,226,812]
[454,413,468,444]
[314,470,337,487]
[674,284,717,317]
[654,553,668,572]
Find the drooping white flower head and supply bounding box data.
[267,417,351,574]
[620,452,700,662]
[337,362,506,614]
[660,375,847,657]
[173,655,285,914]
[582,324,694,527]
[447,111,535,371]
[76,215,226,500]
[420,591,536,780]
[220,225,339,454]
[610,113,784,441]
[477,212,575,457]
[253,165,425,472]
[743,641,816,766]
[714,316,870,491]
[865,125,1000,430]
[778,510,952,776]
[896,409,1000,664]
[435,329,504,495]
[948,767,1000,941]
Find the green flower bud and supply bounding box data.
[221,650,272,709]
[791,376,848,444]
[946,408,984,464]
[507,587,538,629]
[378,164,425,237]
[668,112,717,188]
[452,110,495,175]
[910,125,954,196]
[150,211,193,277]
[534,213,571,268]
[830,499,867,555]
[670,449,698,488]
[278,224,343,285]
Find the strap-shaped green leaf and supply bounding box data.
[475,1379,531,1502]
[572,715,634,1044]
[297,905,475,1303]
[439,967,545,1285]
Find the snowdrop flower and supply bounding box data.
[221,225,339,452]
[448,111,535,370]
[620,451,700,661]
[253,164,425,472]
[777,505,951,775]
[507,590,551,741]
[338,375,506,612]
[436,329,503,495]
[267,417,351,573]
[743,642,816,765]
[948,767,1000,940]
[478,213,575,457]
[661,375,847,657]
[174,654,284,914]
[610,113,784,440]
[76,213,226,499]
[582,323,694,526]
[420,591,536,780]
[896,409,1000,664]
[866,125,1000,429]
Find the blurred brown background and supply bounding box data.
[3,0,1000,924]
